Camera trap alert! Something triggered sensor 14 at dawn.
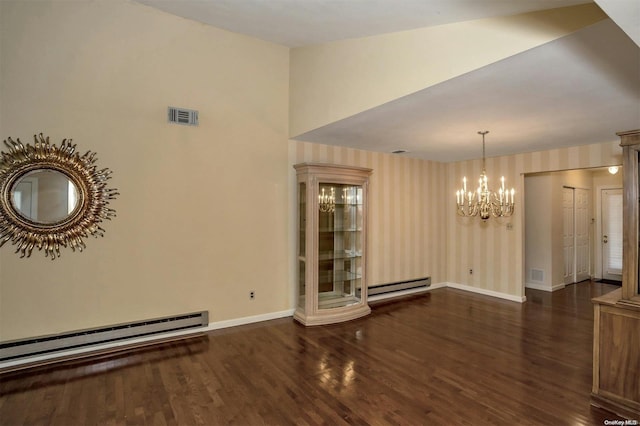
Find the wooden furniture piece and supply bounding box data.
[294,163,372,326]
[591,129,640,418]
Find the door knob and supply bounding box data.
[603,235,608,243]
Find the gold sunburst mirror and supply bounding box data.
[0,134,118,259]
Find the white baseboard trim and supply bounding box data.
[204,309,295,331]
[368,282,447,302]
[525,282,554,292]
[525,282,566,292]
[445,282,527,303]
[525,282,548,291]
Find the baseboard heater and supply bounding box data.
[0,311,208,362]
[366,277,431,300]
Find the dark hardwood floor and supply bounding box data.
[0,282,626,425]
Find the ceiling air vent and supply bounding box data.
[168,106,198,126]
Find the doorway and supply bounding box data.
[524,167,622,292]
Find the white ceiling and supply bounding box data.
[136,0,640,162]
[298,18,640,162]
[135,0,592,47]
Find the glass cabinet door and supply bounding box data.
[317,183,363,310]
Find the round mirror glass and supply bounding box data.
[10,169,80,224]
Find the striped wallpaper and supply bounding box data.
[290,139,622,301]
[290,141,448,288]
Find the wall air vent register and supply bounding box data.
[168,106,198,126]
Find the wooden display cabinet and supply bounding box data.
[294,163,372,326]
[591,129,640,419]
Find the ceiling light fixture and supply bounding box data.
[456,131,514,220]
[608,166,619,175]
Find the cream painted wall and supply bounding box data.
[290,141,447,288]
[289,4,606,137]
[0,1,290,340]
[525,174,553,289]
[561,169,593,189]
[525,171,565,291]
[592,169,623,194]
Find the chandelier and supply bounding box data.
[456,131,514,220]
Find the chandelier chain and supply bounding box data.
[479,130,488,172]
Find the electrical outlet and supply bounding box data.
[250,291,255,300]
[469,269,473,275]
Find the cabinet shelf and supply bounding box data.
[318,251,362,261]
[318,293,361,309]
[318,270,361,284]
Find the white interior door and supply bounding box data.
[563,187,591,285]
[602,188,623,281]
[563,187,575,285]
